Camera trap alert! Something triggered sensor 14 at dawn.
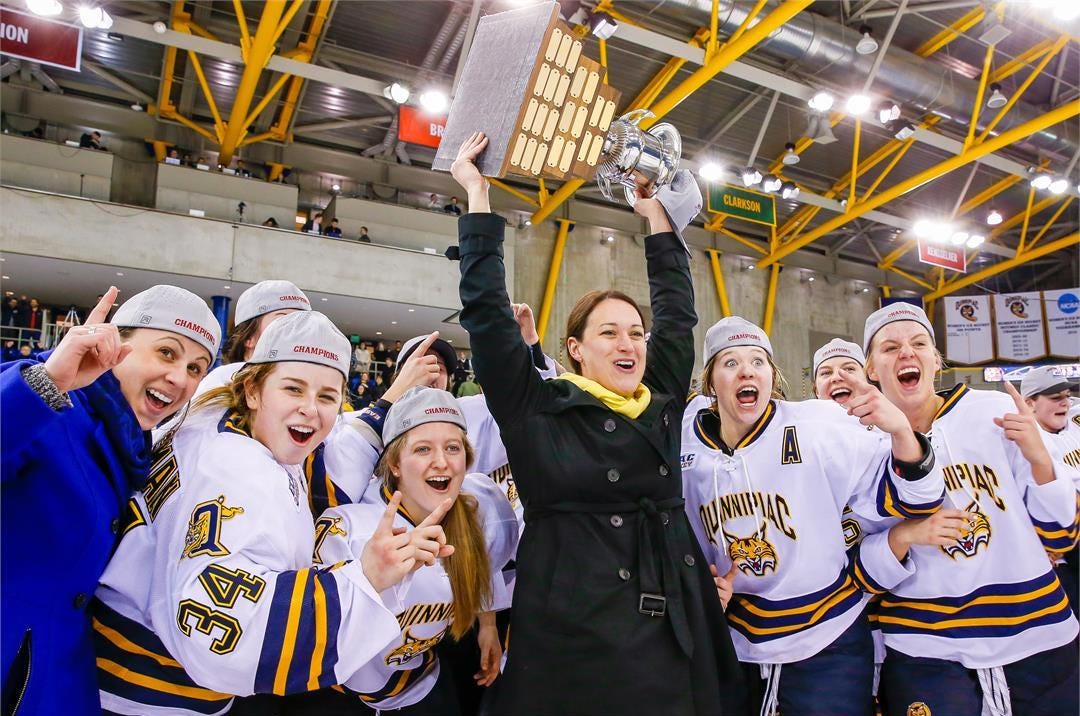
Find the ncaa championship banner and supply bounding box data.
[944,296,994,365]
[1044,288,1080,358]
[993,292,1047,362]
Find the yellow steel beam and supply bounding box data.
[965,42,995,150]
[599,38,608,68]
[859,136,916,202]
[628,28,710,111]
[924,233,1079,300]
[849,117,862,210]
[156,2,190,114]
[914,5,986,57]
[757,101,1080,267]
[536,219,573,344]
[977,35,1069,144]
[707,250,732,317]
[241,72,292,136]
[149,140,171,162]
[186,51,225,143]
[707,0,720,58]
[768,113,845,176]
[886,266,936,291]
[1016,185,1037,254]
[531,178,584,225]
[880,284,892,298]
[489,178,540,207]
[762,263,781,335]
[640,1,812,131]
[1026,197,1074,252]
[266,162,288,183]
[725,0,768,47]
[218,2,288,164]
[713,225,768,255]
[168,111,219,144]
[992,38,1055,83]
[537,178,549,204]
[274,0,307,40]
[233,0,252,59]
[266,0,333,142]
[186,21,218,41]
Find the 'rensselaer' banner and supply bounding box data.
[944,296,994,364]
[993,292,1047,362]
[1043,289,1080,359]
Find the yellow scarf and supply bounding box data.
[557,373,652,419]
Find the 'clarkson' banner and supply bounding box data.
[1044,289,1080,358]
[944,296,994,365]
[993,292,1047,362]
[706,184,776,226]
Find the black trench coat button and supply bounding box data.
[663,413,670,427]
[618,568,631,581]
[603,418,617,433]
[111,518,120,534]
[73,593,88,609]
[683,554,696,567]
[610,514,624,528]
[658,464,670,477]
[660,511,670,525]
[607,468,620,482]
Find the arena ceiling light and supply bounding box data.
[986,208,1003,225]
[1028,167,1053,190]
[948,230,970,246]
[383,82,410,104]
[589,11,618,39]
[740,167,762,187]
[79,4,113,29]
[855,25,879,55]
[845,93,872,116]
[877,101,900,124]
[807,91,835,112]
[780,181,800,199]
[781,142,800,165]
[966,234,986,249]
[697,162,724,182]
[1049,176,1070,194]
[26,0,62,16]
[419,89,449,114]
[761,174,783,192]
[986,83,1007,109]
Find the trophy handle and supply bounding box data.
[650,122,683,183]
[621,108,655,126]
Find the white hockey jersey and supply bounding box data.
[95,407,403,715]
[1039,415,1080,489]
[315,475,519,709]
[681,398,943,664]
[858,385,1080,668]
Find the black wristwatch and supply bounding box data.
[891,431,935,481]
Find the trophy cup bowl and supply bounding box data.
[596,109,682,206]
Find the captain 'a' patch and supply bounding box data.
[941,501,991,559]
[780,425,802,464]
[723,522,778,576]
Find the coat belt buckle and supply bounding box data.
[639,593,666,617]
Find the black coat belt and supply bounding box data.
[524,496,694,657]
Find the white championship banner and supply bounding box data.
[1044,288,1080,358]
[993,292,1047,362]
[944,296,994,364]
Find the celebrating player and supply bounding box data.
[857,304,1079,716]
[681,317,943,716]
[2,285,219,715]
[94,311,450,714]
[315,386,518,713]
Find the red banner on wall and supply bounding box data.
[398,105,446,148]
[917,239,967,273]
[0,6,82,71]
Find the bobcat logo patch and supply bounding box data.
[907,703,931,716]
[506,478,518,508]
[941,501,990,559]
[385,627,445,666]
[183,496,244,559]
[722,522,778,576]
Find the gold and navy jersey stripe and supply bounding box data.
[355,649,438,705]
[693,401,776,454]
[849,544,889,596]
[1031,492,1080,553]
[254,566,344,695]
[726,570,863,644]
[217,410,251,437]
[877,569,1073,639]
[876,467,944,519]
[381,484,419,526]
[933,384,968,422]
[94,600,232,714]
[304,444,352,517]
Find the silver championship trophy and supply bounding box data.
[596,109,682,206]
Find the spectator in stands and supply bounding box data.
[374,340,388,365]
[358,371,375,393]
[353,381,374,409]
[427,193,441,210]
[234,159,253,178]
[354,341,372,375]
[261,217,279,228]
[2,340,17,362]
[372,372,387,401]
[166,148,180,161]
[17,344,32,360]
[79,131,103,150]
[195,156,208,168]
[302,212,324,234]
[393,340,403,354]
[382,355,396,383]
[2,297,22,341]
[20,298,45,343]
[452,350,472,397]
[324,218,343,238]
[444,196,463,216]
[359,226,372,243]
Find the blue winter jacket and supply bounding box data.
[1,354,150,715]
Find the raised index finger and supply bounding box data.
[86,286,118,325]
[418,497,454,529]
[408,332,440,363]
[1003,381,1031,414]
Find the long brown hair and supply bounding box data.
[221,318,260,365]
[564,289,644,374]
[376,430,491,640]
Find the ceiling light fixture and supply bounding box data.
[985,83,1007,109]
[965,234,985,249]
[986,208,1003,225]
[1049,176,1069,194]
[781,142,800,165]
[912,219,934,238]
[418,89,448,114]
[877,101,900,124]
[780,181,800,200]
[845,93,872,116]
[589,11,618,39]
[807,90,835,112]
[887,119,916,140]
[1028,166,1052,190]
[855,25,879,55]
[153,20,168,34]
[79,5,113,29]
[949,230,970,246]
[383,82,410,104]
[130,102,143,111]
[741,167,762,187]
[761,174,782,192]
[698,162,724,181]
[26,0,62,16]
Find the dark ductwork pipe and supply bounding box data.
[649,0,1077,159]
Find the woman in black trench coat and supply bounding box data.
[449,133,747,716]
